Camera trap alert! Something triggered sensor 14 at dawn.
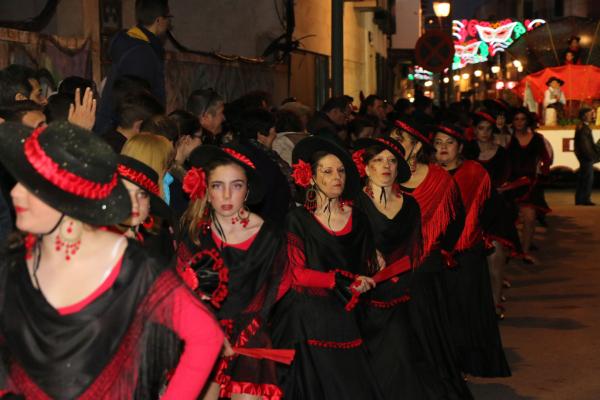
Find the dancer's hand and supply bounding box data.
[354,276,376,293]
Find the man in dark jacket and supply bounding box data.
[574,107,600,205]
[306,96,350,148]
[94,0,171,134]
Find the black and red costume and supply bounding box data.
[400,164,472,400]
[0,240,223,399]
[177,220,288,400]
[270,206,384,400]
[478,146,524,257]
[506,132,552,214]
[355,191,437,399]
[446,160,511,377]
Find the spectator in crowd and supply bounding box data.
[103,93,164,154]
[95,0,172,134]
[574,107,600,205]
[0,100,46,128]
[280,100,312,132]
[394,98,416,117]
[0,65,47,107]
[58,76,99,100]
[272,109,309,166]
[186,88,226,144]
[167,110,203,217]
[347,116,376,147]
[239,108,293,224]
[307,96,350,147]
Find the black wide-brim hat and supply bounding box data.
[188,143,264,204]
[393,117,433,148]
[546,76,564,86]
[0,121,130,225]
[433,123,467,143]
[292,136,361,200]
[353,137,411,183]
[472,111,500,134]
[117,155,173,223]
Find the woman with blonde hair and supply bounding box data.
[121,132,175,200]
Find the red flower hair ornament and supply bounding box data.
[352,149,367,178]
[291,159,313,188]
[183,167,207,200]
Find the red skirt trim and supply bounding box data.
[218,377,283,400]
[306,338,363,349]
[363,294,411,308]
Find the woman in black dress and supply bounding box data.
[176,144,289,400]
[474,111,522,317]
[115,155,176,264]
[505,108,552,262]
[391,118,473,399]
[271,136,383,400]
[353,136,435,399]
[433,123,511,378]
[0,122,223,399]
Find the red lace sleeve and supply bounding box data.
[286,232,335,291]
[161,288,224,400]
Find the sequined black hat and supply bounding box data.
[0,121,130,225]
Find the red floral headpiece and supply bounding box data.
[182,167,207,200]
[291,159,313,188]
[352,149,367,178]
[222,148,256,169]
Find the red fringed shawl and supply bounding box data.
[452,160,491,251]
[409,164,459,260]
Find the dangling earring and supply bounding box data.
[304,184,318,213]
[237,205,251,228]
[142,215,155,230]
[54,218,83,261]
[199,203,212,234]
[409,156,417,173]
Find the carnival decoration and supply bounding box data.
[452,18,546,69]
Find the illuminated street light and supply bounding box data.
[507,82,516,89]
[443,77,450,83]
[474,70,483,77]
[433,1,451,17]
[496,81,505,90]
[513,59,522,69]
[491,66,501,74]
[453,75,460,82]
[424,81,433,87]
[462,73,470,80]
[517,66,524,72]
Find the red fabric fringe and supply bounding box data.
[8,270,182,399]
[407,164,457,262]
[306,338,363,349]
[453,161,491,251]
[220,380,283,400]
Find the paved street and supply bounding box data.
[469,190,600,399]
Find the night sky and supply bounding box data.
[451,0,487,19]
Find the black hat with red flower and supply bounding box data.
[0,121,130,225]
[187,144,264,204]
[353,137,411,183]
[117,155,173,222]
[291,136,361,200]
